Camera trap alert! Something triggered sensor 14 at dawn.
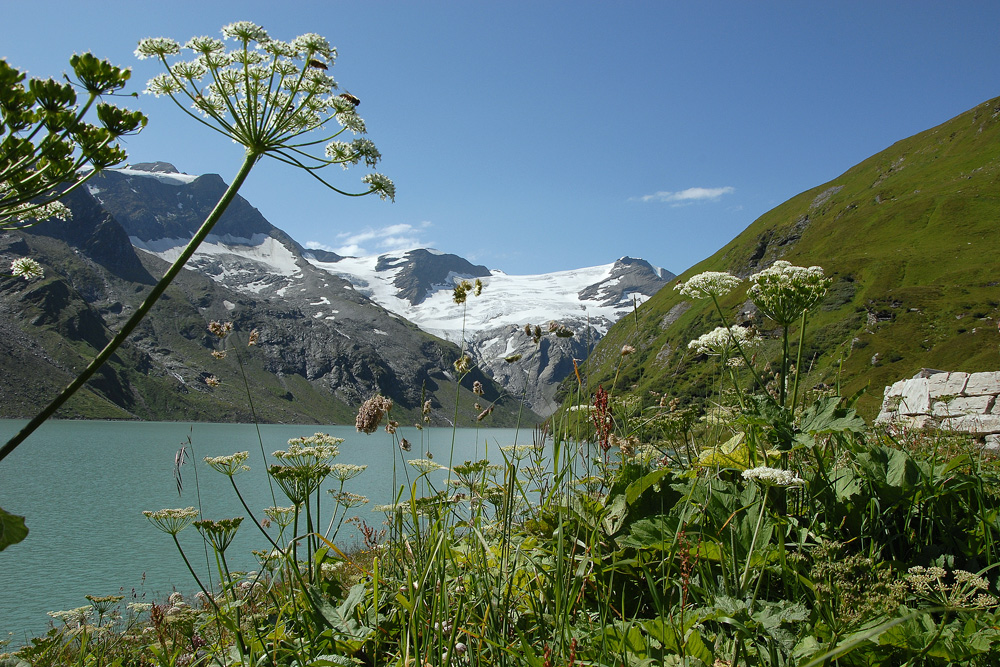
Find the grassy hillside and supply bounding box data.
[578,96,1000,420]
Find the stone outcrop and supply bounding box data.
[875,369,1000,448]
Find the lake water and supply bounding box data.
[0,420,527,643]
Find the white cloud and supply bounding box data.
[309,222,435,257]
[632,186,735,205]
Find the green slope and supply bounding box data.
[579,96,1000,420]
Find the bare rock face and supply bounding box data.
[875,369,1000,448]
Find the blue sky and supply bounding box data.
[3,1,1000,276]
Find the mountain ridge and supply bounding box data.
[0,162,671,421]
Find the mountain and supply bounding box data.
[0,162,669,423]
[87,164,672,416]
[298,251,672,414]
[0,166,527,426]
[578,96,1000,420]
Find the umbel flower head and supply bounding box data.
[204,451,250,476]
[688,325,760,357]
[10,257,43,280]
[194,517,244,553]
[747,260,833,325]
[135,22,393,201]
[674,271,741,300]
[742,466,804,487]
[143,507,199,534]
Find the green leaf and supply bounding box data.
[602,492,629,535]
[886,447,919,489]
[625,468,674,505]
[697,432,750,469]
[620,515,680,550]
[797,396,867,435]
[0,507,28,550]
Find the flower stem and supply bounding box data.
[0,151,262,463]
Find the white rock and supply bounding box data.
[925,371,969,397]
[964,371,1000,396]
[935,395,995,416]
[985,434,1000,450]
[885,379,908,398]
[940,414,1000,435]
[897,380,931,415]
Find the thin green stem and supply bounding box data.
[0,151,261,463]
[790,310,808,414]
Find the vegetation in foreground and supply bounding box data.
[6,264,1000,667]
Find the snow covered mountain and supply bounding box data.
[90,163,674,415]
[304,250,671,343]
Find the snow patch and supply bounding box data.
[110,167,199,185]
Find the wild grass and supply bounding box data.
[6,264,1000,667]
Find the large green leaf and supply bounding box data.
[797,396,867,435]
[0,507,28,551]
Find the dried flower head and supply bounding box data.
[356,394,393,434]
[208,321,233,338]
[211,349,228,359]
[621,344,636,356]
[472,380,484,396]
[204,375,221,387]
[453,279,473,304]
[247,328,260,346]
[400,437,412,452]
[453,354,472,374]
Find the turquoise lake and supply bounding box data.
[0,420,526,643]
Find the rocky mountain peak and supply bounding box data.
[379,249,491,306]
[130,161,184,174]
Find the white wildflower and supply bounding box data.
[135,37,181,59]
[688,325,759,356]
[10,257,43,280]
[330,463,367,482]
[747,260,833,325]
[204,451,250,476]
[409,459,445,473]
[673,271,741,299]
[742,466,804,487]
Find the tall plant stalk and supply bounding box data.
[0,152,258,463]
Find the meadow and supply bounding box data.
[4,22,1000,667]
[5,265,1000,667]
